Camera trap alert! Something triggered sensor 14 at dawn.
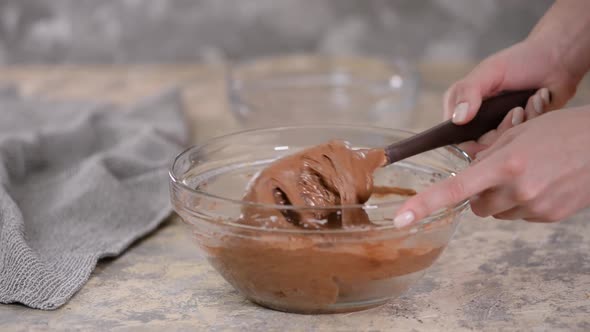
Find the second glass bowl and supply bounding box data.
[228,55,419,128]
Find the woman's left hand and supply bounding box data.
[394,105,590,226]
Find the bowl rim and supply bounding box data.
[169,124,471,232]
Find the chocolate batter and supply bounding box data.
[372,186,417,197]
[197,140,450,313]
[242,140,387,229]
[203,233,446,313]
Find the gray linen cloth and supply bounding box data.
[0,87,188,310]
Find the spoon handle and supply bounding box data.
[385,89,539,164]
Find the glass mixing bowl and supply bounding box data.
[228,55,419,128]
[169,125,470,314]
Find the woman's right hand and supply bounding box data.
[444,38,582,157]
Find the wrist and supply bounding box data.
[527,0,590,82]
[520,36,574,83]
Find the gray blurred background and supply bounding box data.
[0,0,552,64]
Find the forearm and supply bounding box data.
[528,0,590,80]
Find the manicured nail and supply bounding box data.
[394,211,415,228]
[511,107,524,126]
[533,94,543,114]
[540,88,550,105]
[452,102,469,124]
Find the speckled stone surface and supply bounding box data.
[0,64,589,331]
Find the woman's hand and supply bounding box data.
[443,0,590,157]
[445,39,580,157]
[394,106,590,226]
[445,39,578,126]
[392,0,590,226]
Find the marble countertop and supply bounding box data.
[0,63,589,331]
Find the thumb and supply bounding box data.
[445,82,484,125]
[393,155,502,227]
[444,58,506,125]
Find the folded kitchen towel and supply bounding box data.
[0,87,188,310]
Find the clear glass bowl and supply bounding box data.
[227,55,419,128]
[169,125,470,314]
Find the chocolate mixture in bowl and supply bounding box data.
[241,140,390,229]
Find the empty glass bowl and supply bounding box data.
[169,125,469,314]
[227,55,419,128]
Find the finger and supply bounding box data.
[474,134,511,161]
[523,94,537,121]
[493,207,528,221]
[474,144,498,162]
[545,82,574,111]
[445,58,506,125]
[443,89,454,120]
[476,129,499,148]
[493,176,573,222]
[457,141,488,159]
[477,106,524,147]
[501,106,524,130]
[447,83,484,125]
[524,90,545,121]
[539,87,551,108]
[521,177,580,223]
[470,187,517,218]
[394,154,506,227]
[494,204,557,223]
[492,206,554,222]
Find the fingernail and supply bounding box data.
[394,211,415,228]
[540,88,550,105]
[511,107,524,125]
[533,94,543,114]
[452,102,469,124]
